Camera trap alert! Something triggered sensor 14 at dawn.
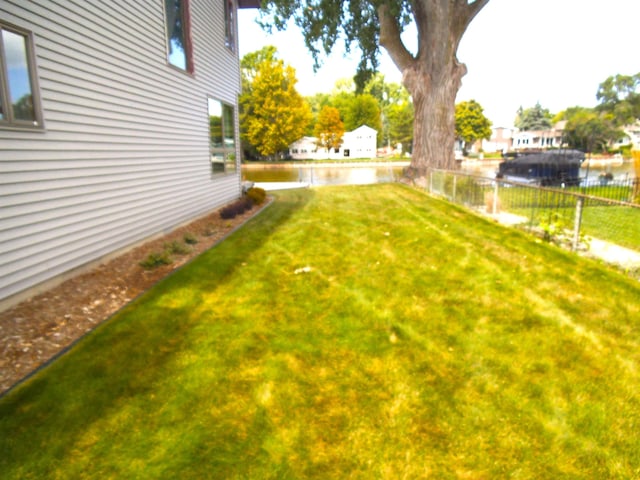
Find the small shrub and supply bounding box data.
[246,187,267,205]
[220,204,239,219]
[139,251,173,269]
[183,232,199,245]
[203,225,217,237]
[220,197,253,219]
[164,240,191,255]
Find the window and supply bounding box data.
[208,98,237,175]
[164,0,193,72]
[224,0,235,50]
[0,22,43,129]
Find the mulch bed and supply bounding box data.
[0,200,269,395]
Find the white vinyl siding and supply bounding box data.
[0,0,242,302]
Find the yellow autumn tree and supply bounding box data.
[314,106,344,151]
[240,49,311,159]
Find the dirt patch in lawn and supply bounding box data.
[0,200,268,395]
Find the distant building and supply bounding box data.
[289,125,377,160]
[512,122,566,151]
[482,127,515,153]
[614,121,640,150]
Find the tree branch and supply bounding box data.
[459,0,490,34]
[377,3,415,72]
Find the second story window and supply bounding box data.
[164,0,193,72]
[0,22,44,129]
[224,0,235,50]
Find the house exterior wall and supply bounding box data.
[482,127,514,153]
[512,125,565,150]
[0,0,244,303]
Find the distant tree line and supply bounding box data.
[240,46,639,159]
[517,73,640,154]
[239,47,414,160]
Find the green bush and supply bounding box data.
[164,241,191,255]
[183,233,199,245]
[246,187,267,205]
[139,251,173,269]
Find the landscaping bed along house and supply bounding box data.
[0,188,268,394]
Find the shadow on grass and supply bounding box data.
[0,188,314,475]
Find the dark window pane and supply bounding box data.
[224,0,234,50]
[164,0,187,70]
[223,104,236,172]
[223,104,235,149]
[3,29,35,121]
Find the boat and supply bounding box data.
[497,150,584,186]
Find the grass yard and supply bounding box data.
[581,205,640,252]
[1,184,640,479]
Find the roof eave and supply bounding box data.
[238,0,261,8]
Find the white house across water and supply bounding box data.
[0,0,259,305]
[289,125,378,160]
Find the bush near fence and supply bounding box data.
[428,170,640,253]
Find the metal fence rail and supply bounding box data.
[428,170,640,254]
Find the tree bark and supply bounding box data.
[403,61,466,179]
[378,0,489,183]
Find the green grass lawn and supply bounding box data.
[2,184,640,479]
[581,205,640,251]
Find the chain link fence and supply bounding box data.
[427,170,640,254]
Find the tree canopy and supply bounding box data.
[455,99,492,153]
[240,47,311,159]
[596,72,640,127]
[257,0,490,178]
[561,107,621,154]
[514,103,553,131]
[314,106,345,150]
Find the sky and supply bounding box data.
[238,0,640,128]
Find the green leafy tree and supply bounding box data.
[240,47,311,159]
[455,99,492,154]
[314,106,345,150]
[240,45,279,90]
[561,106,622,153]
[323,80,383,144]
[387,100,414,153]
[306,92,332,135]
[514,102,553,131]
[364,73,410,147]
[344,94,382,139]
[257,0,490,180]
[596,72,640,126]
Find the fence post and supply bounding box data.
[429,170,433,194]
[452,174,457,202]
[572,197,584,251]
[493,181,499,216]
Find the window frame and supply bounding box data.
[0,21,44,130]
[163,0,194,74]
[224,0,236,51]
[208,97,238,176]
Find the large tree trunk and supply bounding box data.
[403,61,466,179]
[378,0,489,184]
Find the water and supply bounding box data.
[242,164,405,186]
[242,160,637,186]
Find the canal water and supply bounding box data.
[242,160,637,187]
